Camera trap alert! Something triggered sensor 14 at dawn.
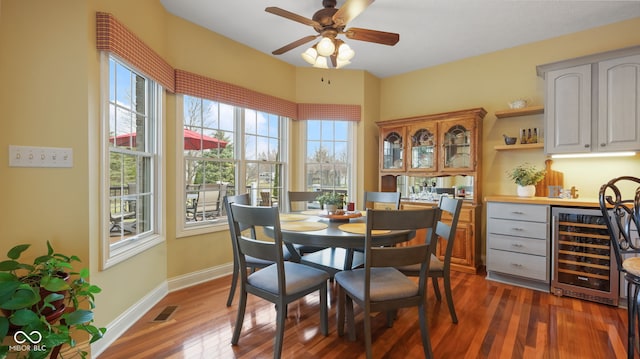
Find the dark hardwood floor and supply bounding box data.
[98,269,629,358]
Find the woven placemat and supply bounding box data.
[338,223,390,235]
[280,221,328,232]
[279,214,308,222]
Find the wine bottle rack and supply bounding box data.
[551,207,619,306]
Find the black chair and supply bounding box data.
[362,191,401,210]
[334,208,441,359]
[599,176,640,359]
[397,196,463,323]
[228,203,330,358]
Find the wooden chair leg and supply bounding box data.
[431,276,442,301]
[231,290,247,345]
[346,296,356,342]
[419,303,434,359]
[274,303,286,359]
[320,282,328,336]
[364,309,373,359]
[226,261,240,307]
[337,286,345,337]
[443,273,458,324]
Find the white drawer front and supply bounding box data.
[488,249,548,281]
[487,202,548,222]
[487,217,548,239]
[488,234,548,256]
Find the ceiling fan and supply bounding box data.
[265,0,399,68]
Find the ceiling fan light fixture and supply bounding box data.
[316,37,336,57]
[337,43,355,61]
[313,56,329,69]
[301,47,318,65]
[336,58,351,69]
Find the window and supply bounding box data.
[103,54,163,268]
[178,96,285,234]
[305,120,352,196]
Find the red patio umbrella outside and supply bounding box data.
[111,128,227,150]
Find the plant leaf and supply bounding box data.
[63,309,93,325]
[10,308,41,326]
[7,244,30,260]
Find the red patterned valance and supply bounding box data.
[96,12,175,92]
[175,69,298,119]
[297,103,361,122]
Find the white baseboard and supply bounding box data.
[167,262,233,292]
[92,261,232,357]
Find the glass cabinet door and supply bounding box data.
[441,119,474,171]
[381,128,404,171]
[409,127,436,172]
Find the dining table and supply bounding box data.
[270,210,415,273]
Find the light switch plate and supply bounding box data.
[9,145,73,168]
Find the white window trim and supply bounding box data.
[175,95,229,238]
[99,53,165,270]
[295,120,357,206]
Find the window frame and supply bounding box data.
[100,53,165,269]
[175,95,288,238]
[294,119,356,207]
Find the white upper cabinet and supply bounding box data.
[545,64,592,154]
[598,54,640,152]
[538,46,640,155]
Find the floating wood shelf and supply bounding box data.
[494,142,544,151]
[495,105,544,119]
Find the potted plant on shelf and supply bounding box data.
[0,241,106,359]
[507,163,546,197]
[316,191,344,213]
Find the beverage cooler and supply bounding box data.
[551,206,619,306]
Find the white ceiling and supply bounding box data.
[160,0,640,78]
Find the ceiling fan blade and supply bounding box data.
[345,27,399,46]
[265,7,320,28]
[332,0,375,26]
[272,35,318,55]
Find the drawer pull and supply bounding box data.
[511,243,524,248]
[511,228,524,231]
[512,211,524,215]
[510,263,523,268]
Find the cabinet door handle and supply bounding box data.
[600,143,606,147]
[584,144,590,148]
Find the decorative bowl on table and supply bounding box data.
[318,210,363,222]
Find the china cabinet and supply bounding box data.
[537,46,640,155]
[377,107,486,274]
[377,108,485,179]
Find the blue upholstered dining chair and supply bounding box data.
[599,176,640,359]
[334,207,441,359]
[397,196,463,323]
[224,193,295,307]
[362,191,401,210]
[228,203,330,359]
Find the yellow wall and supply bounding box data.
[380,17,640,200]
[1,1,639,356]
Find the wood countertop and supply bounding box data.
[484,195,600,208]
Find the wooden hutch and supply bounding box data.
[377,108,486,274]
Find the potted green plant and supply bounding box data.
[316,191,344,213]
[507,163,546,197]
[0,241,106,359]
